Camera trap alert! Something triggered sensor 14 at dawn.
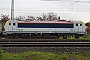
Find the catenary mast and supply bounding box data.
[11,0,14,20]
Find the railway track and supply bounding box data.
[1,41,90,53]
[0,35,58,39]
[0,38,90,42]
[0,42,90,47]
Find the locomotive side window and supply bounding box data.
[9,23,11,25]
[13,23,15,26]
[80,24,82,26]
[18,23,74,28]
[76,24,78,26]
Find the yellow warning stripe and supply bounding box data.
[82,21,86,26]
[4,20,9,28]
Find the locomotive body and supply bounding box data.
[4,20,86,36]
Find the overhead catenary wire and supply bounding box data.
[0,0,90,18]
[0,0,90,3]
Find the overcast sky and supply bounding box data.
[0,0,90,22]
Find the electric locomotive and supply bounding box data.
[3,13,86,37]
[3,19,86,37]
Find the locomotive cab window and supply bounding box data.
[76,24,78,26]
[13,23,15,26]
[80,24,82,26]
[9,23,11,25]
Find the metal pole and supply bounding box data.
[11,0,14,20]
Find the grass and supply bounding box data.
[59,35,90,40]
[1,51,68,60]
[1,47,90,60]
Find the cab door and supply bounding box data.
[78,24,83,32]
[12,23,17,31]
[8,23,13,31]
[74,23,79,32]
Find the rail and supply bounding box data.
[0,42,90,47]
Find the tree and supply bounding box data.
[85,22,90,35]
[0,14,9,31]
